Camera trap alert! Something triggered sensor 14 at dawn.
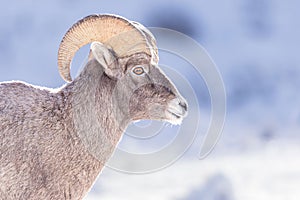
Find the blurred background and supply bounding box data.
[0,0,299,199]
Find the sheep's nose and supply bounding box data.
[167,98,188,119]
[179,101,187,112]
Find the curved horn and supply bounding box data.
[58,14,152,82]
[131,21,159,63]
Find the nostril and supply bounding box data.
[179,101,187,111]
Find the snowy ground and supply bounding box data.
[86,140,300,200]
[0,0,300,199]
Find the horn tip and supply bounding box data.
[60,72,72,83]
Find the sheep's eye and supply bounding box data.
[132,66,145,75]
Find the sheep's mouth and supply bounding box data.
[165,98,188,125]
[167,110,182,119]
[166,109,185,125]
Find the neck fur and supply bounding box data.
[65,58,129,165]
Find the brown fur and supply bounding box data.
[0,48,186,199]
[0,67,103,199]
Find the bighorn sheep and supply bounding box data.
[0,14,188,199]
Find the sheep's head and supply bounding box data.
[58,14,187,125]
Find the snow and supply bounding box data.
[86,140,300,200]
[0,0,299,199]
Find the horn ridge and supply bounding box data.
[58,14,151,82]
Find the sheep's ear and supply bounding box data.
[91,42,122,79]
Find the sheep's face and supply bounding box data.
[111,53,188,125]
[91,42,187,125]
